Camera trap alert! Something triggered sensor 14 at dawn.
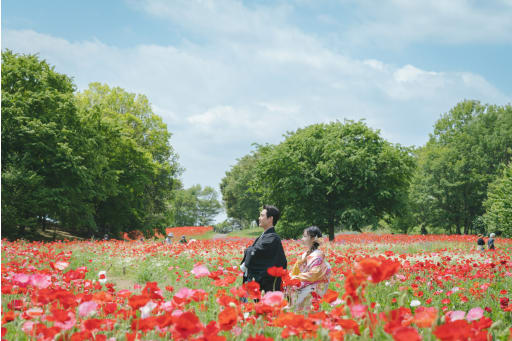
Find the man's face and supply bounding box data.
[258,209,272,228]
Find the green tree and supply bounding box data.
[252,120,415,240]
[410,100,512,234]
[169,184,222,226]
[1,50,97,238]
[197,186,223,225]
[75,83,181,236]
[220,150,262,227]
[483,162,512,237]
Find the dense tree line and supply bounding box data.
[2,51,221,239]
[221,102,512,238]
[3,51,510,240]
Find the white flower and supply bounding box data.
[98,271,107,284]
[410,300,421,307]
[140,301,157,319]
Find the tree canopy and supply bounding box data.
[248,121,415,240]
[2,51,182,239]
[409,101,512,235]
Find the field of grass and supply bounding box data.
[225,227,264,238]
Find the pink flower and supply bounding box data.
[54,311,76,331]
[78,301,98,317]
[446,310,466,321]
[161,301,174,312]
[466,307,484,322]
[174,287,196,300]
[232,326,242,336]
[30,274,51,289]
[350,304,368,319]
[12,273,31,287]
[191,264,210,278]
[261,291,284,307]
[22,321,35,334]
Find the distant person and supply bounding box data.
[476,234,485,251]
[103,233,109,241]
[488,233,496,250]
[287,226,331,311]
[165,233,174,244]
[240,205,287,293]
[179,235,188,244]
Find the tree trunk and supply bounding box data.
[420,224,427,235]
[42,217,47,232]
[328,215,335,241]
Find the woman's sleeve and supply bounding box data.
[291,260,300,276]
[295,257,329,283]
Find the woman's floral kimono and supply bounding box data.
[288,249,331,310]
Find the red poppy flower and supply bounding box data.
[433,320,472,340]
[2,311,16,324]
[214,275,237,287]
[320,289,339,304]
[267,266,287,278]
[173,311,202,339]
[413,307,437,328]
[247,335,274,341]
[128,295,151,310]
[338,319,360,335]
[70,330,93,341]
[392,327,421,341]
[218,306,238,331]
[83,318,104,332]
[131,316,159,332]
[359,257,401,283]
[243,281,261,300]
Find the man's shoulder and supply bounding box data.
[260,230,282,242]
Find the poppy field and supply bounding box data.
[2,232,512,340]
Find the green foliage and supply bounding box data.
[483,162,512,237]
[220,150,262,226]
[2,50,97,238]
[214,218,243,234]
[73,83,178,235]
[169,184,222,226]
[74,83,181,236]
[1,51,181,239]
[410,100,512,234]
[251,120,415,240]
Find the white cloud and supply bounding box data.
[2,0,510,217]
[339,0,512,47]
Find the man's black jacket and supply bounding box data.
[241,227,287,290]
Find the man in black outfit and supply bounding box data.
[240,205,287,293]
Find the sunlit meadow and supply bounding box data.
[2,230,511,340]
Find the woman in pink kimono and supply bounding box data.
[288,226,331,311]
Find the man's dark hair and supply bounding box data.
[263,205,280,225]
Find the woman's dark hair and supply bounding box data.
[305,226,322,254]
[263,205,280,225]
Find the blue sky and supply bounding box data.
[3,0,512,219]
